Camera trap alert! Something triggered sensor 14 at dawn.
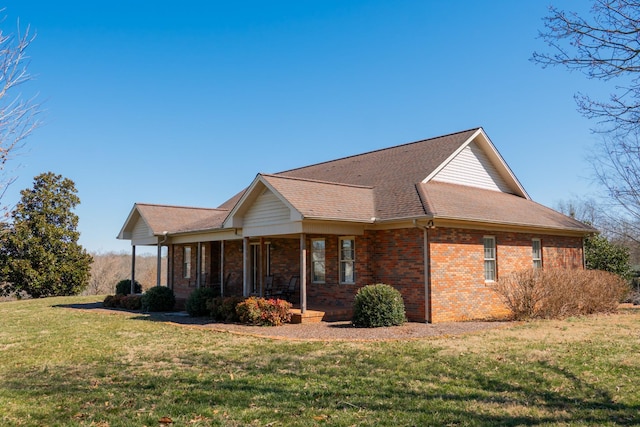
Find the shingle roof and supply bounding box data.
[125,127,594,238]
[136,203,228,234]
[273,128,478,220]
[418,182,593,232]
[262,174,375,222]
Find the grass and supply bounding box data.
[0,296,639,426]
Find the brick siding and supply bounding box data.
[169,227,585,323]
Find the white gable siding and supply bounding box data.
[132,217,152,240]
[432,142,513,193]
[243,189,291,228]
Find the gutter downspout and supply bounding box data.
[414,219,435,323]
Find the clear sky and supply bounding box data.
[1,1,604,255]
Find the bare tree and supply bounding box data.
[533,0,640,135]
[85,252,167,295]
[0,13,40,215]
[533,1,640,250]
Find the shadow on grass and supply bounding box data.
[2,347,639,426]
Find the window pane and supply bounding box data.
[339,238,355,283]
[312,239,325,283]
[484,260,495,281]
[341,261,354,283]
[483,237,495,281]
[184,247,191,279]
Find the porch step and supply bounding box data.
[289,307,352,323]
[290,309,325,324]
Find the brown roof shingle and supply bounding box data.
[418,182,593,232]
[274,128,478,220]
[136,203,228,234]
[262,174,375,222]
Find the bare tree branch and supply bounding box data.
[532,0,640,135]
[0,14,41,216]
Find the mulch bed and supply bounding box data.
[59,302,512,341]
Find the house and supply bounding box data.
[117,128,595,322]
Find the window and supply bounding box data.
[483,236,496,281]
[201,245,207,275]
[339,237,355,284]
[183,246,191,279]
[311,238,325,283]
[532,239,542,269]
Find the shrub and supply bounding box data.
[186,287,219,317]
[103,294,123,308]
[120,294,142,310]
[352,284,406,328]
[492,268,629,320]
[206,296,245,322]
[141,286,176,312]
[115,279,142,296]
[236,297,292,326]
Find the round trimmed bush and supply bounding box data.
[186,287,219,317]
[141,286,176,312]
[352,283,406,328]
[115,279,142,295]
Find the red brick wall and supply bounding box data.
[369,228,426,321]
[429,228,585,322]
[167,228,584,323]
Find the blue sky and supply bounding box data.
[1,1,603,254]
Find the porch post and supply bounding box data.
[220,240,225,297]
[423,228,431,323]
[259,237,265,296]
[243,237,250,297]
[130,245,136,294]
[167,245,172,290]
[156,238,162,287]
[196,242,202,289]
[300,234,307,313]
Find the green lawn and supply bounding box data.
[1,296,639,426]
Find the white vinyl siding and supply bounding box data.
[339,237,355,284]
[243,189,290,228]
[483,236,496,281]
[132,218,152,240]
[532,239,542,269]
[433,142,512,193]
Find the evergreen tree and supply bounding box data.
[0,172,93,297]
[584,233,633,282]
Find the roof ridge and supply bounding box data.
[275,127,481,175]
[261,173,374,189]
[136,202,228,212]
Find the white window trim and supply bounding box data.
[311,238,326,284]
[339,236,356,285]
[483,236,496,282]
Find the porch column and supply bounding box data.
[243,237,250,297]
[196,242,202,289]
[156,239,162,287]
[423,228,431,323]
[300,234,307,313]
[259,237,265,296]
[130,245,136,294]
[167,245,173,290]
[220,240,225,297]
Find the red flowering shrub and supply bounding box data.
[236,297,292,326]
